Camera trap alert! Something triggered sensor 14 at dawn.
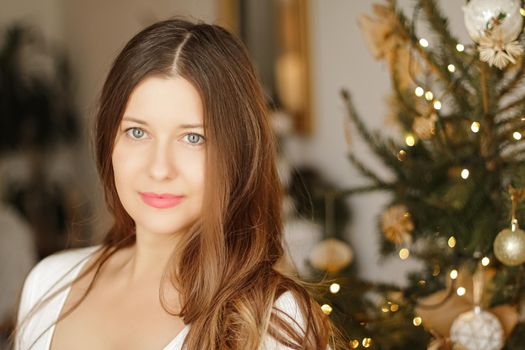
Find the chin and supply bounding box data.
[135,215,196,236]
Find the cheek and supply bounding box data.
[179,151,206,190]
[112,147,125,181]
[111,144,142,190]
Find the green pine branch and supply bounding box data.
[394,2,472,112]
[418,0,473,85]
[498,58,525,99]
[346,152,388,186]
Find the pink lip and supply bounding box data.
[139,192,185,209]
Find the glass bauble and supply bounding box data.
[463,0,523,43]
[309,238,353,273]
[493,228,525,266]
[450,307,504,350]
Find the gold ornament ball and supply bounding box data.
[493,228,525,266]
[309,238,353,273]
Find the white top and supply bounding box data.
[15,246,307,350]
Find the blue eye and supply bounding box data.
[125,127,147,139]
[185,133,205,145]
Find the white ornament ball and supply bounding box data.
[463,0,523,43]
[450,307,504,350]
[309,238,353,273]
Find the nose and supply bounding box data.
[148,140,176,181]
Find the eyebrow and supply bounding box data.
[122,117,204,129]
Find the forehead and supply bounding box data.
[123,75,204,126]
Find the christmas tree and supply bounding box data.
[315,1,525,349]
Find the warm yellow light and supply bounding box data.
[456,43,465,52]
[513,132,522,140]
[399,248,410,260]
[413,316,422,326]
[481,257,490,266]
[321,304,332,315]
[471,121,480,133]
[447,64,456,73]
[457,287,466,296]
[419,38,429,47]
[414,86,424,97]
[350,339,360,348]
[390,303,399,312]
[450,269,458,280]
[397,150,407,161]
[362,338,372,348]
[433,100,442,110]
[405,135,416,147]
[329,283,340,294]
[461,168,470,179]
[381,305,390,313]
[448,236,456,248]
[424,91,434,101]
[521,8,525,16]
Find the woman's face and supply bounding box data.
[112,75,206,237]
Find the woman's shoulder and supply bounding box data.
[28,245,101,284]
[268,290,333,350]
[38,245,100,267]
[274,290,305,322]
[261,290,309,349]
[18,245,101,311]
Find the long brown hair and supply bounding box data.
[14,18,342,349]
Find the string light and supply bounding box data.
[521,8,525,16]
[362,338,372,348]
[329,283,340,294]
[424,91,434,101]
[450,269,458,280]
[461,168,470,179]
[350,340,360,348]
[415,86,424,97]
[399,248,410,260]
[471,121,480,133]
[390,303,399,312]
[321,304,333,315]
[413,316,422,326]
[419,38,429,47]
[381,305,390,313]
[513,132,522,140]
[456,43,465,52]
[405,135,416,147]
[447,64,456,73]
[481,257,490,266]
[457,287,466,296]
[448,236,456,248]
[397,150,407,161]
[433,100,442,110]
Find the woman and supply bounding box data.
[13,18,339,349]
